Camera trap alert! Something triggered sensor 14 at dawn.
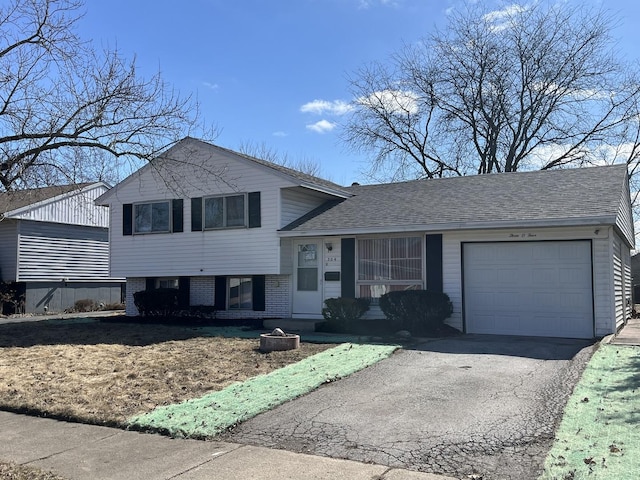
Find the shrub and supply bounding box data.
[133,288,179,317]
[73,299,97,312]
[379,290,453,336]
[321,297,371,333]
[0,281,25,315]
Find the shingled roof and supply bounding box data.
[280,164,629,234]
[0,184,93,215]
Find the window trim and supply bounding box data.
[203,193,248,230]
[133,200,172,234]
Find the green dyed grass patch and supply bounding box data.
[128,342,398,438]
[540,344,640,479]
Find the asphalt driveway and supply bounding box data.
[221,335,595,480]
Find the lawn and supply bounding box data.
[0,317,398,480]
[540,343,640,479]
[0,318,333,425]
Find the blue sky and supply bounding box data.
[78,0,640,186]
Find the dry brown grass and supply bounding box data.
[0,319,331,426]
[0,462,67,480]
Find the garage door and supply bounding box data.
[463,241,593,338]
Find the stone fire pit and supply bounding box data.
[259,328,300,352]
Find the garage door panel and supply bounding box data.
[464,241,593,339]
[531,267,561,286]
[497,267,521,284]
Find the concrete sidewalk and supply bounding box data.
[0,411,455,480]
[610,317,640,345]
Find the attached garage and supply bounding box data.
[279,163,633,339]
[463,241,594,339]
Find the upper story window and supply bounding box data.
[134,201,170,233]
[204,194,246,229]
[190,192,260,232]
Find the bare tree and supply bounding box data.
[0,0,217,191]
[237,140,324,178]
[343,2,640,185]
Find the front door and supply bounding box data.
[292,240,323,316]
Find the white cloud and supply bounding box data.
[306,119,337,134]
[272,131,288,137]
[482,4,527,32]
[300,99,353,116]
[358,0,399,9]
[202,81,219,90]
[357,89,420,115]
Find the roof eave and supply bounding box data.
[4,182,108,218]
[278,216,618,237]
[297,182,352,199]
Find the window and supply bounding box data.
[297,243,318,291]
[134,201,170,233]
[229,277,252,310]
[155,277,179,289]
[357,237,423,303]
[204,194,246,229]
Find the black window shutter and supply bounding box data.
[214,276,227,310]
[425,234,443,293]
[341,238,356,298]
[123,204,133,236]
[145,277,156,290]
[248,192,261,228]
[252,275,266,311]
[191,197,203,231]
[178,276,190,307]
[172,199,184,233]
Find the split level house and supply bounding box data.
[0,183,124,314]
[96,137,635,339]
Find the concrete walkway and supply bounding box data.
[0,411,454,480]
[610,317,640,345]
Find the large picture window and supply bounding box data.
[204,194,246,229]
[357,237,423,303]
[134,201,170,233]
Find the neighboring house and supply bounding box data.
[0,183,124,314]
[96,137,634,339]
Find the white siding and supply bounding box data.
[0,219,18,281]
[17,220,115,281]
[592,235,613,336]
[104,144,300,278]
[613,237,624,328]
[612,232,633,330]
[280,238,293,274]
[280,187,330,228]
[624,245,632,321]
[443,226,617,337]
[615,175,635,248]
[9,184,109,227]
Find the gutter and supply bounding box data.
[277,215,618,237]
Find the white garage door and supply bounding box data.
[463,241,594,338]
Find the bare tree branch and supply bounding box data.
[0,0,218,191]
[342,1,640,192]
